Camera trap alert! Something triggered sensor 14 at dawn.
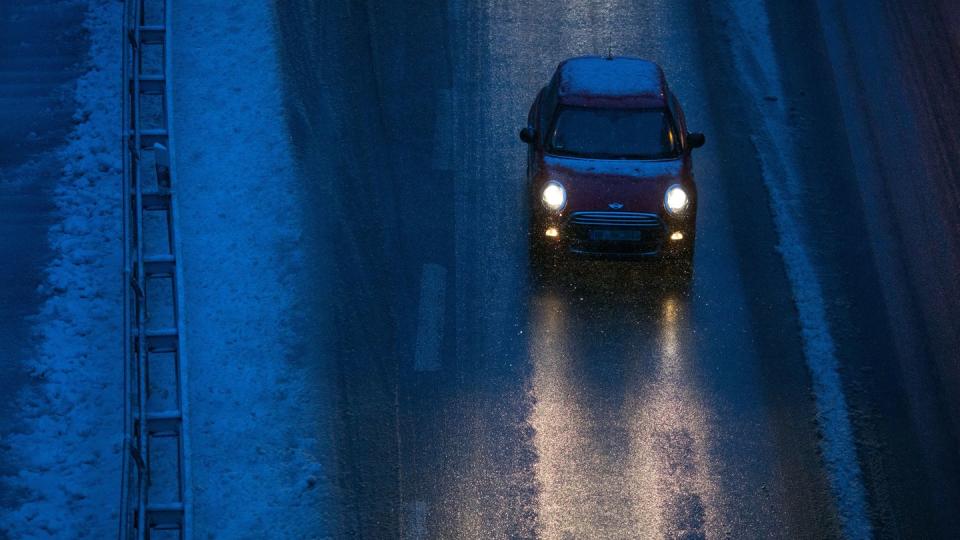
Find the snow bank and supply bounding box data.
[170,1,334,537]
[720,0,872,538]
[0,1,123,538]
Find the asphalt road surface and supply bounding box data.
[274,0,959,537]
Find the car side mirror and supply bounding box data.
[519,127,536,144]
[687,132,706,149]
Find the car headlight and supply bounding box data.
[664,185,689,215]
[541,181,566,211]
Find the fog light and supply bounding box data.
[545,227,559,238]
[670,231,684,241]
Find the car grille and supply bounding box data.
[568,211,662,228]
[566,211,664,255]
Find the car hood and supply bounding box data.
[539,154,688,214]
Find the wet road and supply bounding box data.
[275,1,842,537]
[272,0,847,537]
[267,0,960,536]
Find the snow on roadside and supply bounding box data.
[170,1,334,537]
[0,1,123,538]
[719,0,872,538]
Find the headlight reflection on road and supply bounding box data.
[661,295,680,357]
[528,287,720,537]
[529,291,640,537]
[528,286,720,538]
[626,292,717,537]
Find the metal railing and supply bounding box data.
[120,0,192,537]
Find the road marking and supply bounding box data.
[723,0,872,537]
[414,263,447,372]
[402,500,428,540]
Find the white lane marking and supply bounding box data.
[403,500,428,540]
[723,1,872,537]
[414,263,447,372]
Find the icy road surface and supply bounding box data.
[273,1,833,534]
[272,0,960,537]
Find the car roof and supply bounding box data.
[554,56,668,108]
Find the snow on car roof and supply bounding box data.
[556,56,667,107]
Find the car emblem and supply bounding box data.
[608,202,624,209]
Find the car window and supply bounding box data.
[669,92,688,147]
[547,106,680,160]
[539,79,558,138]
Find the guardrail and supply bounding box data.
[120,0,192,537]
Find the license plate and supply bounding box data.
[589,229,645,242]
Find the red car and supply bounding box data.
[521,56,705,267]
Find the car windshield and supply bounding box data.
[547,106,680,160]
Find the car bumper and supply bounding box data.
[536,211,695,259]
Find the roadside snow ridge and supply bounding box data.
[723,0,873,538]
